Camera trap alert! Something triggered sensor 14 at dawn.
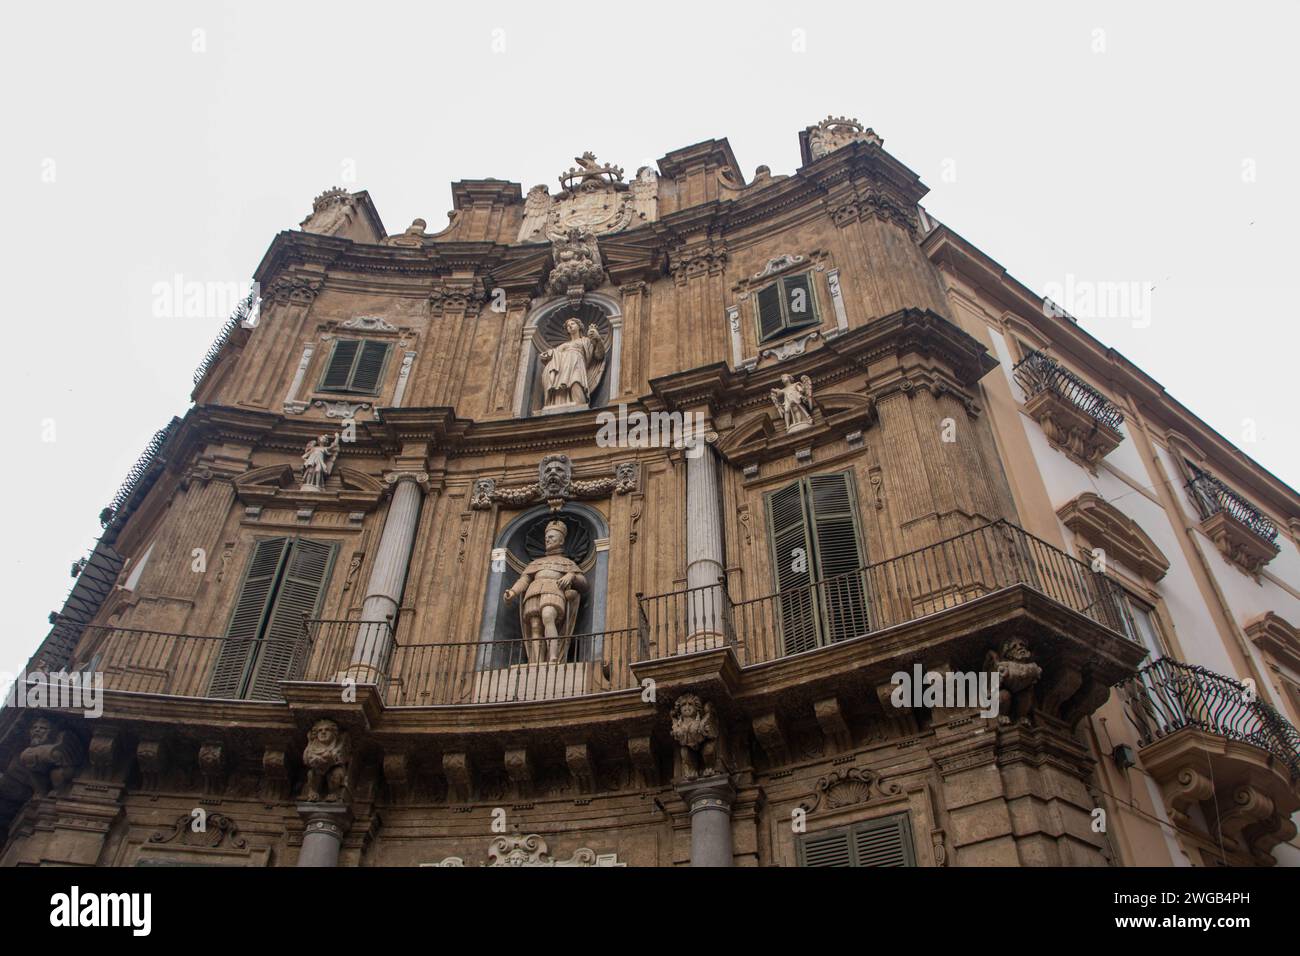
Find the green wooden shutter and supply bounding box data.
[349,341,390,393]
[782,273,816,329]
[798,814,916,867]
[756,283,784,342]
[765,481,819,655]
[852,814,916,867]
[321,340,360,391]
[246,539,336,700]
[799,829,853,867]
[209,538,291,698]
[807,472,869,642]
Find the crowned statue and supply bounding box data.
[540,317,606,412]
[503,519,588,664]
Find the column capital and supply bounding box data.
[383,470,430,490]
[298,803,353,836]
[675,772,736,814]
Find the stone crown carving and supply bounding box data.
[807,116,883,160]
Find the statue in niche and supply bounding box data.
[770,373,816,433]
[300,433,340,491]
[503,519,588,664]
[540,317,606,411]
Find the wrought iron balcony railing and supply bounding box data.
[1012,349,1125,431]
[637,520,1137,663]
[65,625,313,700]
[302,618,646,705]
[1186,471,1279,543]
[1118,657,1300,781]
[50,522,1133,706]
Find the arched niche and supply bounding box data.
[476,503,611,669]
[512,293,623,418]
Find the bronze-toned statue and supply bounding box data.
[503,520,587,664]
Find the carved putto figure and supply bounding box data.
[19,717,82,796]
[671,694,722,779]
[540,317,606,410]
[301,719,351,803]
[300,433,340,491]
[770,373,816,433]
[984,637,1043,724]
[503,519,588,664]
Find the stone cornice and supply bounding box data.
[1057,492,1170,582]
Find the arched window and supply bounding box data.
[476,504,610,670]
[512,295,622,417]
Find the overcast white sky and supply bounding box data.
[2,1,1296,676]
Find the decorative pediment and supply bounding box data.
[800,767,900,814]
[233,464,385,512]
[716,391,876,469]
[1244,612,1300,673]
[1056,492,1170,582]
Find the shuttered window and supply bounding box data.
[208,537,336,700]
[319,339,390,394]
[797,813,916,867]
[755,271,820,343]
[764,471,867,655]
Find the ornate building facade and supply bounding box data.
[3,118,1299,867]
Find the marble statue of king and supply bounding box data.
[503,520,588,664]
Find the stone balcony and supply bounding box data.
[1012,349,1125,469]
[1118,657,1300,865]
[1186,472,1281,575]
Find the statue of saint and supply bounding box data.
[540,317,606,410]
[301,433,340,491]
[769,373,815,433]
[503,520,587,664]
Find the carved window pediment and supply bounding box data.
[1057,492,1170,582]
[1245,612,1300,673]
[716,391,876,471]
[233,464,385,512]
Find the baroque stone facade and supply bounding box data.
[2,118,1299,869]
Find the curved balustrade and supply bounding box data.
[1118,657,1300,781]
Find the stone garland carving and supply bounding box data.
[150,811,246,849]
[799,767,901,814]
[471,455,639,511]
[984,637,1043,724]
[300,433,341,491]
[671,694,724,779]
[340,316,398,332]
[769,373,816,434]
[752,254,807,281]
[301,719,352,803]
[431,831,624,867]
[19,717,83,796]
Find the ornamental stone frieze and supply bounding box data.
[470,454,639,511]
[430,831,624,867]
[262,274,324,306]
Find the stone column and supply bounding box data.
[676,774,736,867]
[683,436,726,651]
[297,805,352,867]
[347,472,426,679]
